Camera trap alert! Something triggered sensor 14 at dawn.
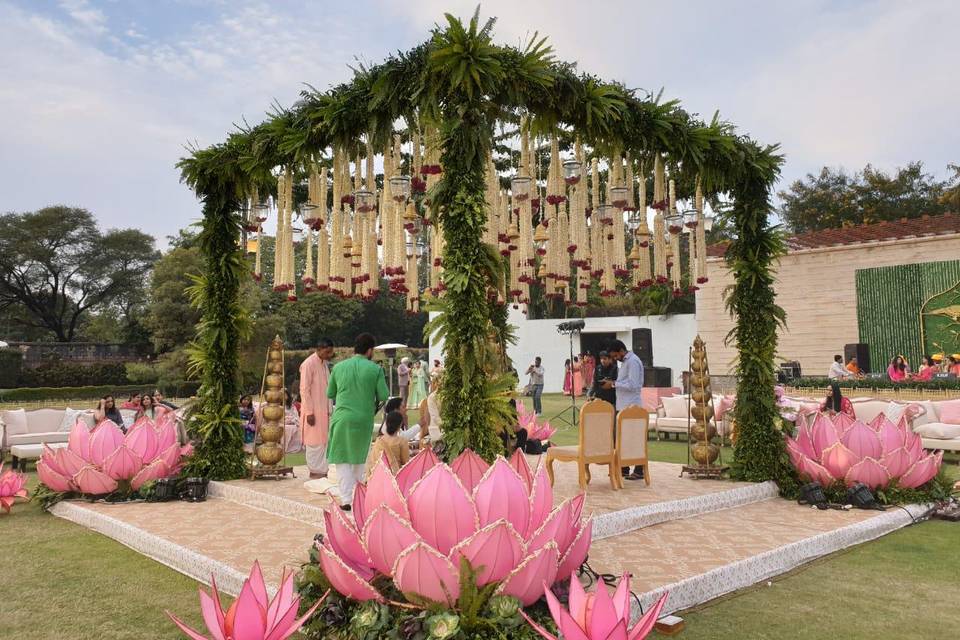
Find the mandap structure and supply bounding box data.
[178,10,790,484]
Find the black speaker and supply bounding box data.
[645,366,672,387]
[844,343,870,374]
[632,328,653,368]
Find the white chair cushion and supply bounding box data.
[24,409,66,433]
[619,417,648,458]
[913,422,960,440]
[8,431,70,446]
[884,401,907,425]
[656,417,692,430]
[661,396,689,419]
[911,401,937,427]
[58,408,83,432]
[852,401,888,424]
[1,409,28,436]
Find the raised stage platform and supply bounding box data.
[50,457,926,618]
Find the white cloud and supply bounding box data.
[58,0,107,34]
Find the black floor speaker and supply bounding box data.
[844,343,870,374]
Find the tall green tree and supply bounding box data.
[145,246,205,352]
[0,206,158,342]
[778,162,954,233]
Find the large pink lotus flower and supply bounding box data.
[318,448,591,607]
[518,403,557,441]
[522,572,667,640]
[0,461,28,514]
[36,416,192,496]
[786,412,943,490]
[167,561,326,640]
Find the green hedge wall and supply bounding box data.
[789,376,960,391]
[18,361,129,388]
[0,381,200,403]
[0,349,23,388]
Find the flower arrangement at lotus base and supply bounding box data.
[297,447,592,638]
[517,403,557,442]
[786,412,943,491]
[36,418,193,497]
[167,561,326,640]
[0,461,28,514]
[522,572,667,640]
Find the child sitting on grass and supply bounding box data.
[366,410,410,477]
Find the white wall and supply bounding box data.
[429,310,697,393]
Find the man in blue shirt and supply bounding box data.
[602,340,645,480]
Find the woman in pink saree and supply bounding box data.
[562,359,572,395]
[887,356,908,382]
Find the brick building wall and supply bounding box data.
[695,234,960,376]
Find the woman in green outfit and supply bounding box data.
[326,333,390,510]
[407,360,428,409]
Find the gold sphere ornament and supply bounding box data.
[266,374,284,388]
[261,405,284,422]
[258,423,284,443]
[691,442,720,465]
[691,405,714,423]
[256,443,284,466]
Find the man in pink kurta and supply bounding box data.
[299,338,335,478]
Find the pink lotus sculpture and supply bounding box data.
[518,403,557,441]
[168,561,326,640]
[522,572,667,640]
[318,448,591,607]
[36,417,192,496]
[786,412,942,490]
[0,461,28,514]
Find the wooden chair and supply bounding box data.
[614,404,651,488]
[546,399,618,490]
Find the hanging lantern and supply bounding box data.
[245,236,258,254]
[597,204,614,226]
[610,186,629,209]
[301,202,322,230]
[563,160,582,185]
[635,226,651,248]
[683,208,698,230]
[253,202,269,223]
[403,202,422,235]
[291,225,304,244]
[390,176,411,203]
[355,189,375,213]
[704,215,715,232]
[666,213,683,234]
[511,176,532,201]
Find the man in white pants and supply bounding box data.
[299,337,335,478]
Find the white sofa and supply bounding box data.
[655,395,728,440]
[842,398,960,453]
[1,408,96,455]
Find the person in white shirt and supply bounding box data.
[526,356,545,415]
[828,354,853,380]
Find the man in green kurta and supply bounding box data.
[326,333,389,509]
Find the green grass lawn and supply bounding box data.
[2,392,957,639]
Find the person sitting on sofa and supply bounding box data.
[821,382,855,419]
[94,395,125,430]
[135,394,164,422]
[366,410,410,477]
[887,356,909,382]
[914,355,939,382]
[121,392,141,410]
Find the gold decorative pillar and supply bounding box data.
[251,335,293,478]
[681,335,728,478]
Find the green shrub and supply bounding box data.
[0,349,23,388]
[125,361,160,385]
[789,376,960,391]
[0,381,200,403]
[18,361,129,388]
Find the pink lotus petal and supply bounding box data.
[528,502,573,554]
[362,506,419,576]
[155,423,178,455]
[844,457,890,489]
[785,438,806,469]
[352,483,368,531]
[878,420,906,456]
[125,423,159,465]
[88,421,124,466]
[904,430,924,459]
[821,442,857,480]
[40,444,66,475]
[880,447,913,479]
[899,451,942,489]
[630,592,668,640]
[557,519,593,578]
[496,542,559,606]
[611,572,631,622]
[392,542,461,606]
[448,519,524,586]
[528,464,554,536]
[568,575,589,632]
[588,566,620,640]
[231,578,267,640]
[474,458,531,534]
[794,424,817,459]
[798,456,837,486]
[157,443,181,470]
[450,449,490,494]
[407,465,478,555]
[68,420,92,460]
[180,443,194,459]
[569,493,586,523]
[56,447,86,478]
[542,578,589,640]
[198,587,226,640]
[831,411,855,433]
[395,447,440,496]
[365,458,409,520]
[510,448,534,490]
[264,568,293,632]
[130,459,170,491]
[841,421,883,460]
[130,416,155,432]
[247,560,269,611]
[317,545,383,602]
[74,465,119,495]
[166,613,213,640]
[867,414,885,431]
[102,445,143,481]
[323,508,374,579]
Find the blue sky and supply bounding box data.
[2,0,958,244]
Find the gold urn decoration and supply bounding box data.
[681,335,728,478]
[250,335,293,478]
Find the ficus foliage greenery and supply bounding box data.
[179,9,788,479]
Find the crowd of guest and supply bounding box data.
[828,351,960,382]
[93,391,178,432]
